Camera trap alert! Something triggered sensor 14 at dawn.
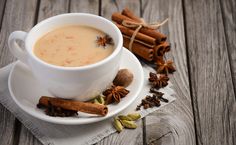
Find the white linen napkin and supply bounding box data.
[0,63,175,145]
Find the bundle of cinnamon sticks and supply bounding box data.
[112,8,170,62]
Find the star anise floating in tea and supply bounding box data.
[149,72,169,89]
[103,85,129,104]
[156,56,176,74]
[96,34,114,48]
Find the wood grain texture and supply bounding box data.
[0,0,37,67]
[18,127,42,145]
[70,0,99,14]
[37,0,70,22]
[97,0,143,145]
[145,114,182,145]
[0,0,38,145]
[97,120,143,145]
[220,0,236,93]
[101,0,140,19]
[0,0,6,28]
[0,104,15,145]
[220,0,236,143]
[141,0,196,144]
[0,2,13,145]
[183,0,236,144]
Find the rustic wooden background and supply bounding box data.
[0,0,235,145]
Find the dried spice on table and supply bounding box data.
[149,72,169,89]
[113,113,141,133]
[103,85,130,104]
[154,42,171,56]
[136,95,161,110]
[150,88,169,103]
[156,56,176,74]
[111,8,175,111]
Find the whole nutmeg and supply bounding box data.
[113,69,133,87]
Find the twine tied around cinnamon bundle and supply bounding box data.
[122,18,168,51]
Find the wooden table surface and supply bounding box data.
[0,0,235,145]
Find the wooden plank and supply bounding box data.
[0,2,14,144]
[0,104,15,145]
[0,0,37,67]
[183,0,236,144]
[0,2,10,145]
[144,116,177,145]
[17,0,69,145]
[220,0,236,143]
[220,0,236,92]
[0,0,38,145]
[97,1,143,145]
[70,0,99,14]
[141,0,196,144]
[97,120,143,145]
[101,0,140,18]
[37,0,70,22]
[0,0,6,28]
[18,127,42,145]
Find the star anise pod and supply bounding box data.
[149,72,169,89]
[103,85,129,104]
[156,56,176,74]
[96,35,114,47]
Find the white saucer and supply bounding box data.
[8,48,144,125]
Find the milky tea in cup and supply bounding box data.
[34,25,114,67]
[8,13,123,101]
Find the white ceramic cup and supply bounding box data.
[8,13,123,101]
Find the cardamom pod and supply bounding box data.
[127,113,141,121]
[113,118,123,133]
[118,115,132,121]
[93,99,100,104]
[120,120,137,129]
[97,95,105,105]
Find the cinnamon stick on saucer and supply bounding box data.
[38,96,108,116]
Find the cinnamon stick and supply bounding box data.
[38,96,108,116]
[124,35,155,48]
[112,12,133,23]
[122,8,142,23]
[116,23,156,45]
[154,42,170,57]
[123,36,154,61]
[112,13,167,43]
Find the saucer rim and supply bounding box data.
[8,48,144,125]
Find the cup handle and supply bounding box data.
[8,31,28,65]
